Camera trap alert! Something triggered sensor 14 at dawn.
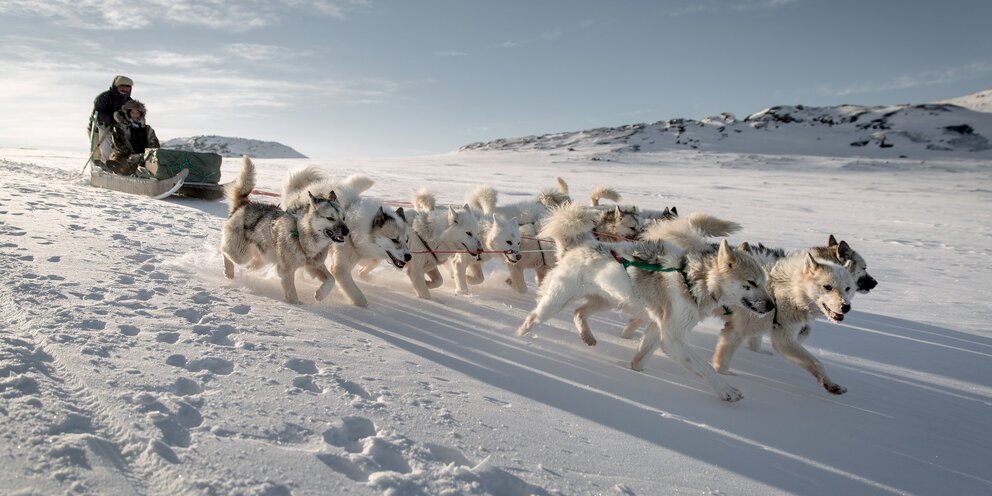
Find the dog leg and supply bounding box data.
[451,255,472,295]
[712,327,746,375]
[620,317,646,339]
[630,322,662,371]
[406,264,432,299]
[358,261,377,280]
[658,311,743,402]
[505,264,528,294]
[771,325,846,395]
[223,254,236,279]
[573,295,612,346]
[330,257,367,307]
[425,267,444,289]
[278,266,302,305]
[466,261,485,285]
[516,270,578,337]
[306,262,336,302]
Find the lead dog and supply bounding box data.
[711,246,857,394]
[281,167,412,307]
[516,203,775,401]
[737,235,877,353]
[222,156,348,304]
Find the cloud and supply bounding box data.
[434,50,468,57]
[0,0,362,32]
[499,41,525,49]
[819,62,992,97]
[539,29,561,41]
[225,43,312,61]
[670,0,796,16]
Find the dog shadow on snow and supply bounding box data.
[305,284,991,496]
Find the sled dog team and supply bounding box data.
[222,156,878,402]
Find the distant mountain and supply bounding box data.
[936,88,992,113]
[162,135,307,159]
[460,92,992,159]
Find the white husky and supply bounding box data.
[281,167,412,307]
[496,177,571,293]
[404,190,483,299]
[517,204,775,401]
[449,186,522,294]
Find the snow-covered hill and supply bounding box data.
[461,95,992,160]
[162,135,307,159]
[936,88,992,113]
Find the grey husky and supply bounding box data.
[516,204,775,401]
[280,167,412,307]
[222,156,348,304]
[741,235,877,352]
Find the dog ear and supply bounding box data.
[395,207,406,222]
[717,239,736,269]
[836,240,853,261]
[828,234,838,247]
[448,205,458,224]
[670,206,678,217]
[373,206,387,228]
[327,189,338,203]
[738,241,751,252]
[804,252,822,275]
[308,191,318,206]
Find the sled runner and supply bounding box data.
[90,166,189,200]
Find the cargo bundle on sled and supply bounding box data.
[89,149,225,200]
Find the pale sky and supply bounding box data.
[1,0,990,159]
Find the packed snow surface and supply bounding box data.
[0,145,989,495]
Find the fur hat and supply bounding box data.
[121,99,146,115]
[112,75,133,87]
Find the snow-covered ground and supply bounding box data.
[1,146,990,496]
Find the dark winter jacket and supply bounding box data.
[92,84,132,127]
[109,100,160,164]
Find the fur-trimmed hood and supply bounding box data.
[114,99,148,126]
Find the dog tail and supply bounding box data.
[283,166,325,199]
[642,212,740,251]
[466,185,498,215]
[341,174,374,194]
[413,188,436,212]
[589,186,621,206]
[226,155,256,216]
[539,202,599,251]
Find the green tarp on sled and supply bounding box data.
[143,149,222,184]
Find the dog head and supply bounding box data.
[827,235,877,294]
[308,190,348,243]
[371,206,412,269]
[597,205,642,241]
[715,240,775,316]
[801,252,856,323]
[441,204,483,256]
[486,214,522,263]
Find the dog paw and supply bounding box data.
[718,386,744,402]
[580,334,597,346]
[351,296,368,308]
[629,360,645,372]
[823,382,847,395]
